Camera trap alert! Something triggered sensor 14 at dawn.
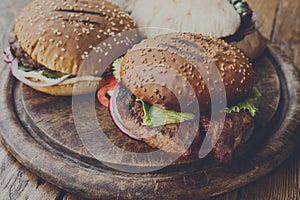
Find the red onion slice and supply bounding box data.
[3,47,14,64]
[11,59,70,87]
[109,85,141,141]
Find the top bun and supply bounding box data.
[120,32,255,112]
[14,0,137,75]
[124,0,241,38]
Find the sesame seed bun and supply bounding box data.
[120,32,255,112]
[14,0,136,75]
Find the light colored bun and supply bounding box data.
[121,33,255,112]
[126,0,240,38]
[14,0,136,75]
[231,30,268,60]
[31,79,106,96]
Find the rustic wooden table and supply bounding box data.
[0,0,299,199]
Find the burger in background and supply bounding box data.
[4,0,138,96]
[109,0,267,61]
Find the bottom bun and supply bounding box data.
[231,30,268,61]
[30,79,105,96]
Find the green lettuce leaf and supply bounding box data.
[112,57,123,82]
[137,99,195,127]
[18,65,67,79]
[18,65,34,72]
[41,70,67,79]
[235,2,248,14]
[225,87,262,117]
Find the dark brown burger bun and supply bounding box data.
[120,32,255,113]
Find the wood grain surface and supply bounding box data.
[2,43,297,199]
[0,0,299,199]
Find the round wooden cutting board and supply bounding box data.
[0,44,299,199]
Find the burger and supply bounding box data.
[99,32,261,163]
[4,0,138,96]
[109,0,267,61]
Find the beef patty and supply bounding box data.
[9,34,46,70]
[111,85,202,156]
[111,85,254,163]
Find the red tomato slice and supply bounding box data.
[97,78,117,108]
